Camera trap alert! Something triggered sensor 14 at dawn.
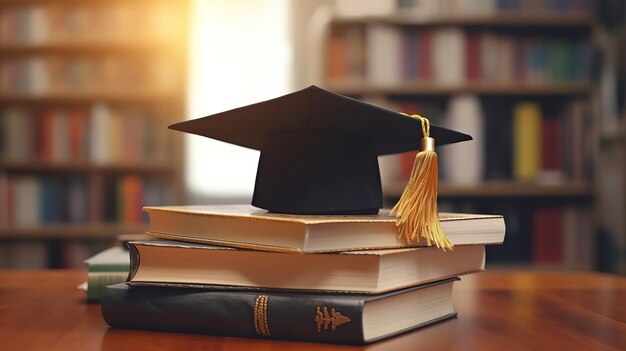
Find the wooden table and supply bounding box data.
[1,270,625,350]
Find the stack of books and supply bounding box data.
[82,234,151,302]
[101,204,505,344]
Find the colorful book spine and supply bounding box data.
[513,102,541,182]
[327,29,348,82]
[399,101,421,178]
[442,94,484,184]
[418,30,433,81]
[483,101,513,180]
[365,24,402,86]
[532,208,563,264]
[326,28,591,85]
[433,28,465,85]
[538,117,564,183]
[118,176,144,224]
[465,32,482,81]
[0,175,169,226]
[402,29,419,80]
[0,105,165,164]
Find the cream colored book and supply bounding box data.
[127,239,485,293]
[144,205,505,253]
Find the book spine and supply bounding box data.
[365,24,402,85]
[465,32,481,81]
[327,29,348,82]
[102,284,368,344]
[442,94,484,184]
[432,28,465,85]
[418,30,432,80]
[532,208,563,264]
[0,173,9,229]
[538,116,564,183]
[402,30,418,80]
[399,102,421,179]
[513,102,541,181]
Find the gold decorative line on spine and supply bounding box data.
[253,295,270,336]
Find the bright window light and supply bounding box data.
[187,0,292,199]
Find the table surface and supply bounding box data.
[1,270,625,351]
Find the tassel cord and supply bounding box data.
[391,114,453,250]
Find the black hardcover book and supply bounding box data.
[483,99,512,180]
[102,278,459,345]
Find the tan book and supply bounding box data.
[127,239,484,293]
[144,205,505,253]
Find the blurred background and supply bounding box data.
[0,0,624,274]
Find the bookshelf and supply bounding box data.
[0,0,188,268]
[0,161,174,173]
[0,224,147,239]
[385,181,594,199]
[323,0,597,270]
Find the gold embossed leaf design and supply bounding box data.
[315,306,351,332]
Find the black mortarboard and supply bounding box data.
[170,85,471,217]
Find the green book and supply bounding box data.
[549,40,570,82]
[84,246,130,303]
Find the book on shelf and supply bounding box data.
[327,26,364,83]
[0,56,176,95]
[483,204,594,269]
[513,102,541,181]
[532,208,563,264]
[143,205,506,253]
[433,28,465,86]
[511,100,592,184]
[335,0,396,18]
[563,100,592,182]
[440,94,484,184]
[102,277,459,345]
[11,177,40,227]
[0,173,8,228]
[84,246,130,303]
[0,241,48,269]
[538,116,565,184]
[326,27,591,87]
[0,174,169,227]
[365,24,402,86]
[0,105,168,164]
[562,207,593,270]
[126,239,484,293]
[0,108,35,161]
[483,100,513,181]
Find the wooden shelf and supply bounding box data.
[332,13,594,28]
[0,223,147,239]
[326,82,593,96]
[487,262,593,272]
[0,43,179,56]
[0,0,158,6]
[0,161,174,173]
[0,92,177,104]
[384,181,594,198]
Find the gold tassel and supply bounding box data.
[391,115,453,251]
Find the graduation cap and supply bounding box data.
[170,85,472,250]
